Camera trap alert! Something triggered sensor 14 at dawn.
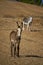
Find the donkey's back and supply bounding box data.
[10,31,17,43]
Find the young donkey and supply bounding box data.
[10,22,23,57]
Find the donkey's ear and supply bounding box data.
[16,21,19,27]
[16,21,18,24]
[21,22,23,28]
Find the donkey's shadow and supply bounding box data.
[19,55,43,58]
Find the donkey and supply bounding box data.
[10,22,23,57]
[22,16,32,31]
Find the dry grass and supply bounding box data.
[0,1,43,65]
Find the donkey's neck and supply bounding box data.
[17,28,21,37]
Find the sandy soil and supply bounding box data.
[0,1,43,65]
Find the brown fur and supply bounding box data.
[10,22,23,57]
[10,31,17,43]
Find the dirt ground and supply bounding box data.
[0,1,43,65]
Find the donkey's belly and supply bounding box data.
[11,39,17,43]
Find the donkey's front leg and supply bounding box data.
[23,22,25,30]
[14,43,16,57]
[27,24,30,31]
[16,44,19,57]
[11,42,13,57]
[16,40,20,57]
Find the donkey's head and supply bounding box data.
[16,21,23,36]
[16,21,23,30]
